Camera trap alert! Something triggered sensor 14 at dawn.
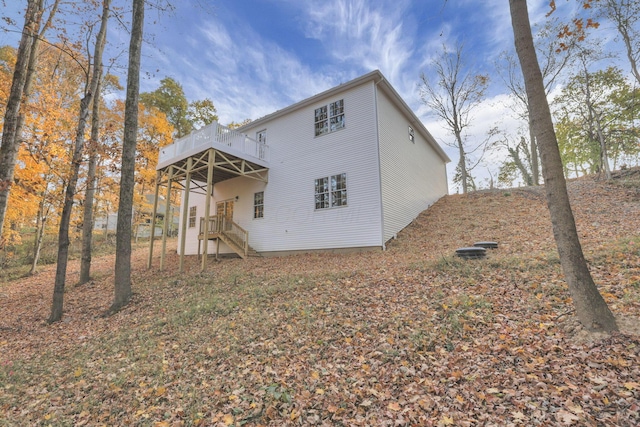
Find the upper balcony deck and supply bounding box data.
[156,121,270,171]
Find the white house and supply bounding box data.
[148,70,450,270]
[94,195,178,237]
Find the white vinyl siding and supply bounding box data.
[377,89,448,243]
[239,82,382,253]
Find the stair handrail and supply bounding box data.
[199,215,249,258]
[199,216,220,237]
[220,216,248,257]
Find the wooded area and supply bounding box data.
[0,0,638,418]
[1,171,639,425]
[0,0,634,332]
[0,1,218,315]
[0,0,639,424]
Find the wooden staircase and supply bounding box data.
[198,216,261,259]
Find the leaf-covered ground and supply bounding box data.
[1,172,640,426]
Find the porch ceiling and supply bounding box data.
[157,148,268,192]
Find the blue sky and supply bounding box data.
[145,0,513,122]
[0,0,627,190]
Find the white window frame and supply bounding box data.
[329,99,345,132]
[254,191,264,219]
[331,173,347,207]
[314,99,345,136]
[188,206,196,228]
[256,129,267,144]
[315,173,347,210]
[314,177,330,209]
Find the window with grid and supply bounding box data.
[188,206,196,228]
[314,105,328,136]
[330,100,344,132]
[315,173,347,209]
[331,173,347,207]
[314,99,344,136]
[254,191,264,219]
[314,177,330,209]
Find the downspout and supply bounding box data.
[373,77,386,250]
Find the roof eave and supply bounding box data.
[238,70,451,164]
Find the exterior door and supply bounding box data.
[216,200,234,230]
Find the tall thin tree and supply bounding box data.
[508,0,617,332]
[80,1,110,285]
[49,0,110,322]
[420,43,488,194]
[0,0,43,239]
[110,0,145,312]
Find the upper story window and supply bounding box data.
[408,125,415,143]
[256,129,267,144]
[315,99,345,136]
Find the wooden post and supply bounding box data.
[179,157,192,273]
[202,149,215,271]
[147,170,161,269]
[160,165,173,270]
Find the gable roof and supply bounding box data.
[239,70,451,163]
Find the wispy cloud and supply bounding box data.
[289,0,415,83]
[148,14,337,124]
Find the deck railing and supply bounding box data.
[158,121,269,166]
[199,215,249,257]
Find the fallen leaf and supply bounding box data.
[556,410,580,425]
[222,414,234,426]
[439,415,454,426]
[388,402,401,411]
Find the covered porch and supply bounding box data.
[148,121,269,272]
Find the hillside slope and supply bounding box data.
[1,171,639,426]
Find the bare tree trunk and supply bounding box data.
[29,193,49,275]
[49,0,110,323]
[110,0,145,313]
[507,143,533,186]
[420,43,487,195]
[0,0,43,239]
[528,117,540,185]
[103,209,109,241]
[79,101,100,284]
[580,59,613,180]
[594,113,612,180]
[455,131,468,193]
[509,0,617,332]
[80,0,110,285]
[49,98,92,322]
